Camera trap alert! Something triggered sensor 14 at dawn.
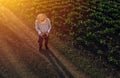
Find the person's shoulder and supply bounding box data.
[35,19,38,22]
[47,18,51,22]
[35,19,38,23]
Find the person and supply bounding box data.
[35,13,51,51]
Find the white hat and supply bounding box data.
[37,13,47,24]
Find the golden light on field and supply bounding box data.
[0,0,18,5]
[0,0,37,10]
[0,0,18,10]
[0,0,10,5]
[0,0,28,14]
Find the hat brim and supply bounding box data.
[37,14,47,24]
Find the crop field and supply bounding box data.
[1,0,120,75]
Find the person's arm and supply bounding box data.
[46,18,51,36]
[47,18,51,33]
[35,20,42,36]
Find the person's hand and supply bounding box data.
[39,34,44,38]
[46,32,49,37]
[38,32,42,36]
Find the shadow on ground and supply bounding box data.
[39,49,74,78]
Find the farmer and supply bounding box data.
[35,13,51,51]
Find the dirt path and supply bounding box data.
[0,6,88,78]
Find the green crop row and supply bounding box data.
[72,0,120,68]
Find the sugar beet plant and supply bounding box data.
[71,0,120,68]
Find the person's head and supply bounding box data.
[37,13,47,24]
